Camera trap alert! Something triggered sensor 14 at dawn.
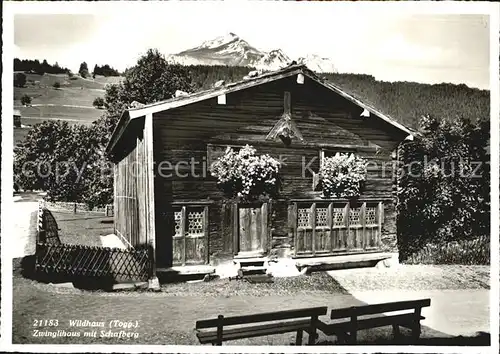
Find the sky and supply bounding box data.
[13,2,491,90]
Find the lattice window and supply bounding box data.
[316,207,328,227]
[298,208,311,228]
[174,211,182,236]
[366,207,377,225]
[187,211,204,235]
[333,208,345,226]
[349,208,361,225]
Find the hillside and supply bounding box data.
[13,73,122,145]
[321,73,490,129]
[186,65,490,130]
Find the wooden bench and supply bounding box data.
[195,306,328,345]
[317,299,431,344]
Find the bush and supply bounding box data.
[403,236,489,265]
[319,153,367,198]
[21,94,32,106]
[53,82,61,89]
[14,72,27,87]
[397,115,489,263]
[93,97,105,109]
[210,145,281,199]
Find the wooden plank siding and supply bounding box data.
[112,118,151,248]
[150,74,400,263]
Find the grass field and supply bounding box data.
[13,73,120,145]
[51,210,114,246]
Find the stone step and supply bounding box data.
[238,265,268,276]
[233,257,268,267]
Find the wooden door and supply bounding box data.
[172,206,208,266]
[236,203,268,256]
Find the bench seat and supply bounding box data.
[318,313,425,336]
[197,319,312,344]
[195,306,328,345]
[317,298,431,344]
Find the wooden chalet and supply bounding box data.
[106,64,414,280]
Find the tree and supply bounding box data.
[14,73,27,88]
[53,81,61,89]
[21,94,32,106]
[14,120,103,204]
[95,48,193,141]
[93,64,120,77]
[93,97,105,109]
[78,62,89,78]
[88,48,194,206]
[14,49,194,209]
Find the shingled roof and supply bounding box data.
[106,64,414,154]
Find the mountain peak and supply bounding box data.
[169,33,336,73]
[196,32,240,50]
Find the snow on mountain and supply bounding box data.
[254,49,291,71]
[167,33,336,73]
[196,32,240,50]
[297,54,337,74]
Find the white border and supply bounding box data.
[2,1,499,353]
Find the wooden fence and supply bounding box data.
[35,243,152,282]
[37,205,61,245]
[35,204,151,285]
[44,201,114,216]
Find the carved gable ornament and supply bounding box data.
[266,91,304,145]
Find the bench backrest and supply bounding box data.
[196,306,328,329]
[330,299,431,320]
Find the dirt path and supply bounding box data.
[11,201,38,258]
[13,272,450,345]
[327,265,490,337]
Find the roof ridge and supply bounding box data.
[128,63,306,112]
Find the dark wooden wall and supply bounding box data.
[151,75,405,265]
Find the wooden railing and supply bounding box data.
[291,199,385,256]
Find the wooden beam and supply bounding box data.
[311,203,316,256]
[284,91,291,115]
[328,203,333,252]
[344,202,350,250]
[204,206,209,264]
[113,164,118,236]
[181,206,186,266]
[378,202,384,248]
[361,202,366,250]
[145,113,157,276]
[217,94,226,105]
[292,202,298,256]
[261,202,268,254]
[233,203,239,255]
